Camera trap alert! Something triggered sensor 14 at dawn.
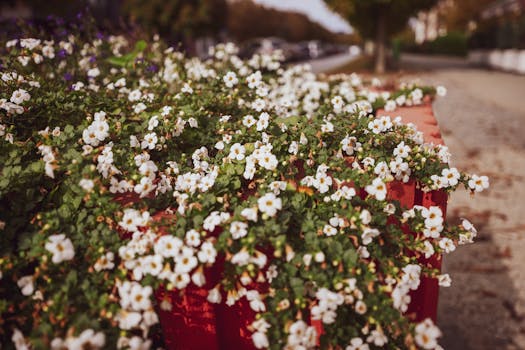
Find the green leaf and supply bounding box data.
[343,248,358,267]
[134,40,147,52]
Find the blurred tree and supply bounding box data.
[439,0,494,33]
[120,0,227,45]
[6,0,87,18]
[228,0,336,43]
[325,0,437,73]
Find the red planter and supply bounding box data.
[124,103,446,349]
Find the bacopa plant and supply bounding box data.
[0,29,487,350]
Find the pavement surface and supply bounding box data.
[397,54,525,350]
[306,52,360,74]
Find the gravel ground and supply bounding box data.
[398,58,525,349]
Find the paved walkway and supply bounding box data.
[306,52,360,74]
[398,55,525,350]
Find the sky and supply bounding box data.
[253,0,353,34]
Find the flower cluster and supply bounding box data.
[0,25,488,350]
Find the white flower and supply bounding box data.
[460,218,477,241]
[246,71,262,89]
[257,193,282,217]
[185,229,201,247]
[439,237,456,253]
[87,67,100,78]
[129,284,153,310]
[243,114,257,127]
[141,132,158,150]
[288,320,307,346]
[230,221,248,239]
[361,228,380,245]
[231,249,250,266]
[323,224,337,236]
[229,143,246,161]
[436,86,447,97]
[12,328,30,350]
[42,45,55,58]
[142,254,163,276]
[365,177,387,201]
[167,271,188,290]
[192,270,206,287]
[223,71,238,88]
[360,210,372,224]
[468,174,489,192]
[188,117,198,128]
[252,332,269,349]
[438,273,452,287]
[116,310,142,330]
[367,328,388,346]
[346,337,370,350]
[20,38,41,50]
[392,284,411,312]
[393,141,410,158]
[94,252,115,272]
[331,95,344,112]
[374,161,390,179]
[415,318,442,349]
[198,241,217,264]
[10,89,30,104]
[174,247,198,273]
[133,102,147,114]
[315,173,333,193]
[355,300,367,314]
[134,177,155,198]
[119,209,150,232]
[402,264,421,290]
[154,235,183,258]
[441,168,460,186]
[79,178,94,192]
[128,89,142,102]
[241,207,258,222]
[207,286,222,303]
[422,240,435,259]
[256,112,270,131]
[252,98,266,112]
[246,290,266,312]
[314,251,325,263]
[45,234,75,264]
[17,275,34,296]
[384,100,396,112]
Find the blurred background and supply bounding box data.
[2,0,525,74]
[2,1,525,349]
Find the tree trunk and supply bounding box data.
[374,9,386,74]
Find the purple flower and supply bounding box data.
[89,56,97,63]
[64,73,73,81]
[58,49,67,59]
[147,65,159,73]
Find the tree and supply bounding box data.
[325,0,437,73]
[439,0,494,33]
[227,0,336,43]
[120,0,228,45]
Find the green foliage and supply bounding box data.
[325,0,438,39]
[120,0,228,39]
[401,32,468,56]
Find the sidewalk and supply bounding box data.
[305,52,361,73]
[399,68,525,350]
